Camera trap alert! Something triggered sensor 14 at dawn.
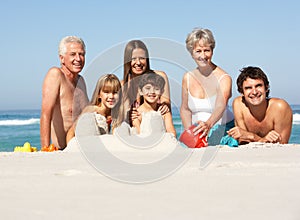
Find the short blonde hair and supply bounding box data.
[185,28,215,54]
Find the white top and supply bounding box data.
[94,113,108,134]
[187,73,234,125]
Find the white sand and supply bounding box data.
[1,142,300,220]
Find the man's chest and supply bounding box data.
[244,116,274,137]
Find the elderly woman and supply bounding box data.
[180,28,237,146]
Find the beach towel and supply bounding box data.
[207,120,238,147]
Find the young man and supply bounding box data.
[227,66,292,144]
[40,36,89,150]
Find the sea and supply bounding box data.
[0,106,300,152]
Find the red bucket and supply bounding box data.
[179,124,208,148]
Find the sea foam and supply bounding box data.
[293,113,300,124]
[0,118,40,126]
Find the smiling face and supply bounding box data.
[192,39,213,67]
[98,84,120,109]
[60,42,85,74]
[140,83,162,104]
[242,77,268,106]
[130,48,147,75]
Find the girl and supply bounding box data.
[66,74,123,144]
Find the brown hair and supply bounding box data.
[237,66,270,98]
[122,40,151,106]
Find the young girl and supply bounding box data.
[132,72,176,137]
[66,74,123,144]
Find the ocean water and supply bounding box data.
[0,109,41,152]
[0,106,299,152]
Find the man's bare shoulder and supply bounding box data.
[46,67,63,79]
[43,67,63,87]
[232,96,248,116]
[48,66,62,73]
[232,96,244,107]
[269,98,292,112]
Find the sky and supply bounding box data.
[0,0,299,110]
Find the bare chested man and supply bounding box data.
[227,66,292,144]
[40,36,89,150]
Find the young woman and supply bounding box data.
[121,40,171,125]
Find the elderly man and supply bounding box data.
[40,36,89,150]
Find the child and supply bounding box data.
[132,72,176,137]
[66,74,123,144]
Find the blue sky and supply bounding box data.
[0,0,299,110]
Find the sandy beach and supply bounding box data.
[1,142,300,220]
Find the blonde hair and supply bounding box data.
[90,74,124,130]
[185,28,215,54]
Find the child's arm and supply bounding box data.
[66,123,76,144]
[164,112,177,137]
[66,105,96,144]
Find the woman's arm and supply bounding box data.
[206,73,232,129]
[180,72,192,129]
[66,124,75,144]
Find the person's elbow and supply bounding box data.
[180,105,190,116]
